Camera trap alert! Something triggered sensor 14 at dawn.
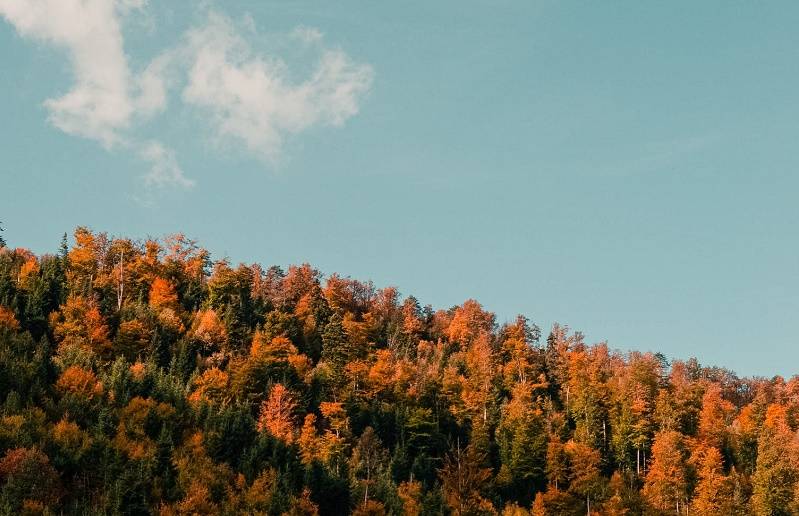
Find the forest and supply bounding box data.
[0,227,795,515]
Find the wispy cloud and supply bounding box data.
[140,141,194,189]
[0,2,373,188]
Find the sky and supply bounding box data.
[1,1,798,378]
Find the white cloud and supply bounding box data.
[0,0,149,147]
[135,52,173,119]
[140,141,194,188]
[179,13,374,161]
[0,4,373,186]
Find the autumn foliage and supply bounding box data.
[0,227,795,514]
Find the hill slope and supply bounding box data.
[0,228,790,514]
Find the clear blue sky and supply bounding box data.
[1,1,798,377]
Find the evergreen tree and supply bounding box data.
[320,312,356,378]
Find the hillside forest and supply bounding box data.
[0,227,795,515]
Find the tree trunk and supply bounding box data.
[116,249,124,311]
[636,447,640,476]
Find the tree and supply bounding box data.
[298,414,321,465]
[285,488,320,516]
[320,312,358,380]
[446,299,495,346]
[352,499,387,516]
[149,277,179,309]
[0,305,19,330]
[398,480,423,516]
[609,352,660,474]
[50,295,112,356]
[442,332,498,452]
[535,485,580,515]
[643,430,689,514]
[691,446,734,515]
[546,437,569,491]
[602,471,633,516]
[114,397,176,460]
[188,367,230,405]
[59,232,68,270]
[56,365,103,400]
[531,492,546,516]
[52,418,92,464]
[565,440,603,513]
[697,383,734,450]
[256,383,298,444]
[496,382,547,503]
[191,308,227,352]
[350,427,388,506]
[317,402,351,477]
[565,345,611,450]
[114,319,154,360]
[750,404,797,515]
[438,443,494,516]
[401,296,425,342]
[499,315,544,390]
[0,447,63,511]
[66,226,101,296]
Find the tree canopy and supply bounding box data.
[0,227,792,515]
